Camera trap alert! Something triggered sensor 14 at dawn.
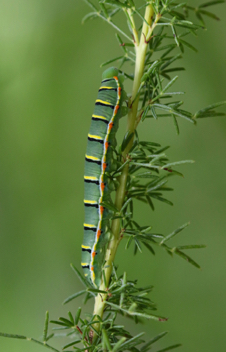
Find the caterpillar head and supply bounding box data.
[102,67,119,80]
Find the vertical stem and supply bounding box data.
[92,4,155,340]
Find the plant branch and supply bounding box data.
[98,12,134,42]
[126,7,139,45]
[92,3,155,340]
[0,333,60,352]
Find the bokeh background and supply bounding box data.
[0,1,226,351]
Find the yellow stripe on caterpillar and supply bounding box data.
[81,245,91,249]
[95,99,112,106]
[84,200,98,204]
[92,114,107,121]
[84,223,96,228]
[85,154,100,161]
[84,176,98,181]
[99,86,115,90]
[88,134,103,140]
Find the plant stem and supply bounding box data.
[92,4,155,340]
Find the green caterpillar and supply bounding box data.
[81,68,126,288]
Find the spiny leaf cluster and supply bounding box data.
[83,0,224,29]
[49,267,180,352]
[101,132,202,267]
[84,0,225,135]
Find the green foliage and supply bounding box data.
[0,0,225,351]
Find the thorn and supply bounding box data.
[159,317,168,322]
[76,325,83,335]
[76,325,89,343]
[164,168,173,173]
[142,33,155,44]
[119,228,125,241]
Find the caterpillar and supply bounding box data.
[81,67,126,288]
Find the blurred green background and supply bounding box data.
[0,1,226,351]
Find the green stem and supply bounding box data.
[0,333,60,352]
[92,4,155,341]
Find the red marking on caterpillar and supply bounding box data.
[100,206,104,215]
[115,105,120,114]
[109,122,114,130]
[97,230,101,239]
